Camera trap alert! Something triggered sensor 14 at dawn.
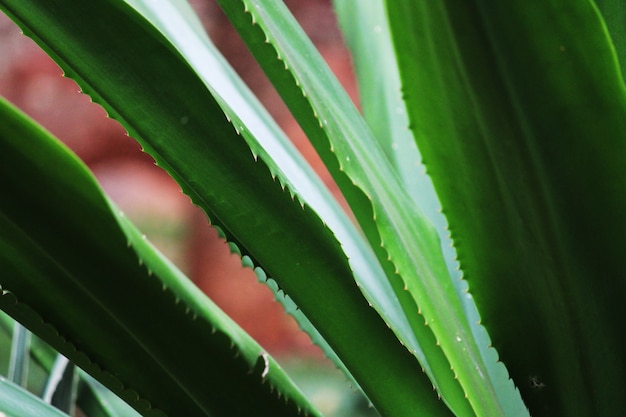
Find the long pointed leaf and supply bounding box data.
[214,0,512,415]
[333,1,528,415]
[332,2,474,415]
[0,96,319,417]
[0,1,443,416]
[386,0,626,415]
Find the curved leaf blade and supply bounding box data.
[0,96,319,417]
[386,0,626,415]
[594,0,626,80]
[333,1,528,415]
[214,0,509,415]
[0,1,442,416]
[116,1,454,413]
[332,1,474,415]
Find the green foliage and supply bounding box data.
[386,2,626,415]
[0,0,625,416]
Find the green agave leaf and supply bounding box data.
[0,96,319,417]
[0,1,443,416]
[214,0,513,415]
[117,0,446,411]
[386,0,626,415]
[333,1,528,415]
[248,267,366,395]
[594,0,626,79]
[0,376,68,417]
[332,0,432,209]
[332,1,473,415]
[121,0,382,382]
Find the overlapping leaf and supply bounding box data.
[333,1,529,415]
[214,0,516,415]
[386,1,626,415]
[0,313,139,417]
[0,96,319,417]
[0,1,446,415]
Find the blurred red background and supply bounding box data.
[0,0,358,358]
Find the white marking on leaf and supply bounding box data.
[261,352,270,378]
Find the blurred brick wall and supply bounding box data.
[0,0,357,357]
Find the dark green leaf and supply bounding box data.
[0,0,438,414]
[0,96,319,417]
[387,1,626,415]
[334,1,528,415]
[595,0,626,78]
[215,0,510,415]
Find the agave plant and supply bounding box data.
[1,0,625,416]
